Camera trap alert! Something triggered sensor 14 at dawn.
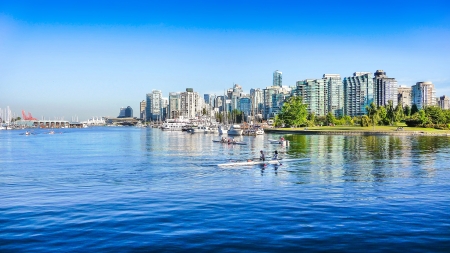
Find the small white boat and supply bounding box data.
[218,125,227,135]
[255,128,264,135]
[227,124,243,136]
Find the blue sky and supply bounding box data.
[1,0,449,120]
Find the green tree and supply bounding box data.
[378,106,388,125]
[404,104,411,117]
[411,104,419,115]
[307,112,316,126]
[277,96,308,127]
[342,115,353,126]
[273,114,283,127]
[386,100,395,125]
[394,104,404,123]
[425,106,445,125]
[361,115,370,127]
[326,112,336,126]
[366,102,380,129]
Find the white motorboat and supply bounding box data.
[161,119,187,131]
[255,128,264,135]
[227,124,243,136]
[218,125,227,135]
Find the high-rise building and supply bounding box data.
[250,88,264,116]
[180,88,199,118]
[139,100,146,120]
[438,95,450,110]
[397,86,412,108]
[412,81,436,109]
[146,90,162,121]
[273,70,282,87]
[343,72,374,117]
[263,86,281,119]
[239,97,251,117]
[118,107,126,118]
[204,94,211,105]
[295,79,328,116]
[374,70,398,107]
[324,74,343,117]
[168,92,180,119]
[125,106,133,118]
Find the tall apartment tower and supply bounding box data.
[250,88,264,116]
[397,86,412,108]
[438,95,450,110]
[323,74,343,117]
[295,79,328,116]
[180,88,199,118]
[412,81,436,109]
[168,92,180,119]
[139,100,146,120]
[263,86,282,119]
[146,90,162,121]
[273,70,282,87]
[343,72,374,117]
[374,70,398,107]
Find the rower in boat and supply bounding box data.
[272,150,279,160]
[260,150,265,162]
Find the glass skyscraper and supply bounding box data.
[273,70,282,87]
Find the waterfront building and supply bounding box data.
[168,92,180,119]
[250,88,264,116]
[263,86,281,119]
[161,97,168,120]
[118,107,127,118]
[180,88,199,118]
[412,81,436,109]
[343,72,374,117]
[215,96,225,112]
[139,100,146,120]
[324,74,343,117]
[239,96,251,117]
[397,86,412,108]
[374,70,398,107]
[273,70,282,87]
[438,95,450,110]
[146,90,162,121]
[294,79,328,116]
[124,106,133,118]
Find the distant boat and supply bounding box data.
[161,119,187,131]
[227,125,243,136]
[255,128,264,135]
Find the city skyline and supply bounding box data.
[1,0,449,120]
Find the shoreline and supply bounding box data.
[265,128,450,136]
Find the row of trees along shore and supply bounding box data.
[274,96,450,130]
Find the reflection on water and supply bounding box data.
[1,128,450,252]
[284,134,450,183]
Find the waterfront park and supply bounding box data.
[267,96,450,136]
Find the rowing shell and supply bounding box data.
[218,158,306,167]
[213,140,247,145]
[218,160,281,167]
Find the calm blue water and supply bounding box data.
[1,127,450,252]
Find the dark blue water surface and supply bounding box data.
[1,127,450,252]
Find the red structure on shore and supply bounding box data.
[22,110,37,120]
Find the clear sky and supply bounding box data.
[1,0,449,120]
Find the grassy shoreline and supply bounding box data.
[265,125,450,136]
